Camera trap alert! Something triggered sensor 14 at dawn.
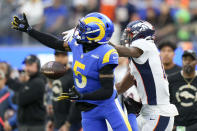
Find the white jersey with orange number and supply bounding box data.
[129,39,178,116]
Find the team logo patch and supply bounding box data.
[176,84,197,107]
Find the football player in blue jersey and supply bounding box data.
[11,13,132,131]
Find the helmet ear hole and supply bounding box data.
[106,23,109,28]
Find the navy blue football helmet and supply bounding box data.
[120,20,155,46]
[73,12,114,44]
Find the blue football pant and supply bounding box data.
[81,99,132,131]
[128,113,138,131]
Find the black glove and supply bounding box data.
[124,97,142,114]
[57,86,83,100]
[11,13,31,32]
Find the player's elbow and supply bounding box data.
[99,77,114,100]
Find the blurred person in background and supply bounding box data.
[0,0,18,44]
[6,55,46,131]
[46,50,81,131]
[41,0,68,34]
[175,9,192,42]
[115,0,138,32]
[18,0,44,26]
[156,2,176,43]
[99,0,117,22]
[157,2,174,28]
[190,0,197,22]
[68,0,88,27]
[0,70,17,131]
[158,41,181,76]
[0,62,12,82]
[169,50,197,131]
[85,0,99,14]
[137,0,160,26]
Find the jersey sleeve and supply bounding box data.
[98,48,119,69]
[130,39,150,53]
[130,39,150,64]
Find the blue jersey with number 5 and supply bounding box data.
[68,38,119,105]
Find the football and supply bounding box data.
[41,61,67,79]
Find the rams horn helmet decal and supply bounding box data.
[84,17,105,42]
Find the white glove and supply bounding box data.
[62,28,75,42]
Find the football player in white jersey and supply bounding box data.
[111,20,179,131]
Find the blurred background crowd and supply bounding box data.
[0,0,197,46]
[0,0,197,131]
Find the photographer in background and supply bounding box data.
[169,50,197,131]
[6,55,46,131]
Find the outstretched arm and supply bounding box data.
[116,71,136,94]
[109,41,143,58]
[11,13,70,51]
[28,29,70,51]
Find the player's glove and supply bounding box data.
[11,13,31,32]
[57,86,83,100]
[62,28,75,42]
[124,97,142,114]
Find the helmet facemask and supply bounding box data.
[73,19,93,43]
[120,28,133,47]
[73,18,106,44]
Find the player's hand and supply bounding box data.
[124,97,142,114]
[57,86,82,100]
[62,28,75,42]
[11,13,31,32]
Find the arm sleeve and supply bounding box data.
[81,64,116,100]
[130,39,149,52]
[15,79,45,106]
[28,29,66,51]
[130,39,150,64]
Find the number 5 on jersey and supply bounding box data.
[73,61,87,88]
